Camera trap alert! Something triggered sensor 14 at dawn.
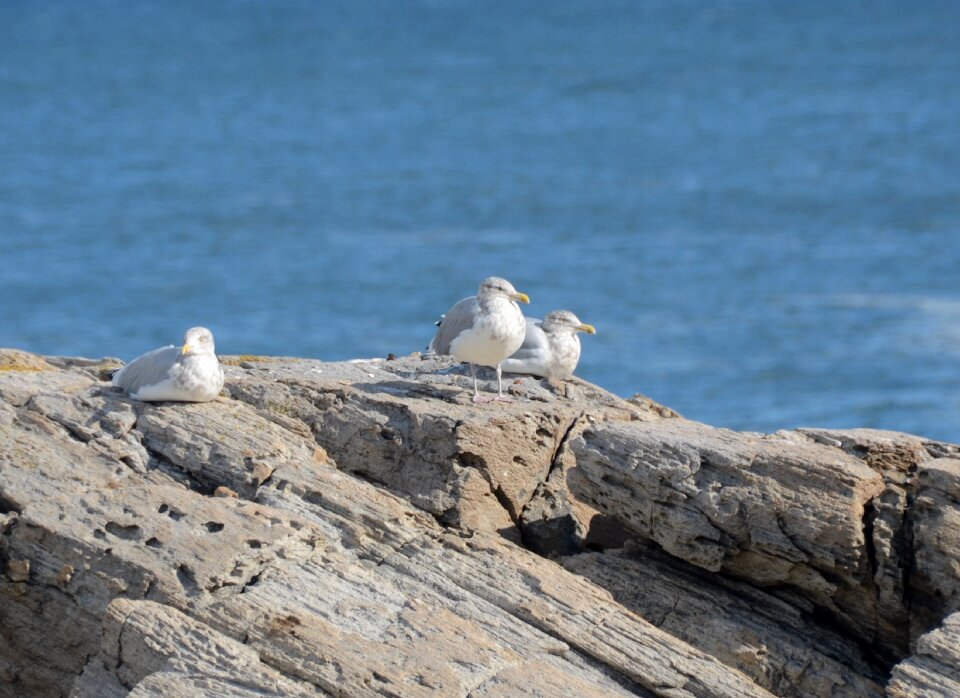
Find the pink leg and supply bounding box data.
[492,363,512,402]
[470,364,495,403]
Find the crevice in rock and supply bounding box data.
[490,481,519,527]
[545,414,583,485]
[456,450,521,525]
[114,620,134,691]
[432,506,460,529]
[862,497,879,585]
[0,490,20,516]
[176,564,201,597]
[803,604,893,670]
[0,512,17,574]
[513,414,590,557]
[457,451,487,473]
[774,513,813,558]
[104,522,142,541]
[517,507,579,557]
[21,399,94,445]
[860,493,886,652]
[900,487,917,623]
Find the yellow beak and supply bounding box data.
[510,292,531,304]
[578,323,597,335]
[181,344,192,355]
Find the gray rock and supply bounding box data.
[888,612,960,697]
[566,420,960,661]
[0,350,957,697]
[564,544,884,697]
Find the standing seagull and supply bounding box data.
[501,310,596,380]
[430,277,530,402]
[112,327,224,402]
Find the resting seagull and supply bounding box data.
[430,277,530,402]
[501,310,596,380]
[112,327,224,402]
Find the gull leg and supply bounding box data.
[493,363,513,402]
[470,363,493,403]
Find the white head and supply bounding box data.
[541,310,596,336]
[477,277,530,305]
[181,327,216,356]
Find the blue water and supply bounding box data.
[2,1,959,441]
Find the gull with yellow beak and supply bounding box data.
[502,310,596,380]
[112,327,224,402]
[429,277,530,402]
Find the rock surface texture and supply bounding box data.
[1,350,958,697]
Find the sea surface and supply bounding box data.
[2,1,959,440]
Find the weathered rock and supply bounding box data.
[223,355,652,542]
[910,458,960,642]
[72,599,325,697]
[565,420,960,661]
[0,350,53,374]
[1,350,958,697]
[564,543,885,698]
[799,429,960,650]
[888,612,960,697]
[2,352,775,697]
[566,421,889,646]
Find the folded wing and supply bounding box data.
[112,345,179,394]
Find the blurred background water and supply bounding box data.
[1,0,959,440]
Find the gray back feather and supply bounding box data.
[112,345,179,393]
[506,318,546,361]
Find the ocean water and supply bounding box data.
[1,1,959,441]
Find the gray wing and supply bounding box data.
[429,296,479,355]
[112,345,179,393]
[501,318,551,374]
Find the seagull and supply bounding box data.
[501,310,596,380]
[112,327,224,402]
[429,277,530,402]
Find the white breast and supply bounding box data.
[449,297,525,367]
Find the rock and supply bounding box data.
[71,598,323,697]
[910,458,960,642]
[888,612,960,697]
[222,355,649,541]
[797,429,960,650]
[0,352,958,696]
[0,353,94,408]
[565,420,960,660]
[567,420,888,646]
[0,350,53,373]
[5,558,29,583]
[564,543,885,697]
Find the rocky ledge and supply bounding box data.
[1,349,958,697]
